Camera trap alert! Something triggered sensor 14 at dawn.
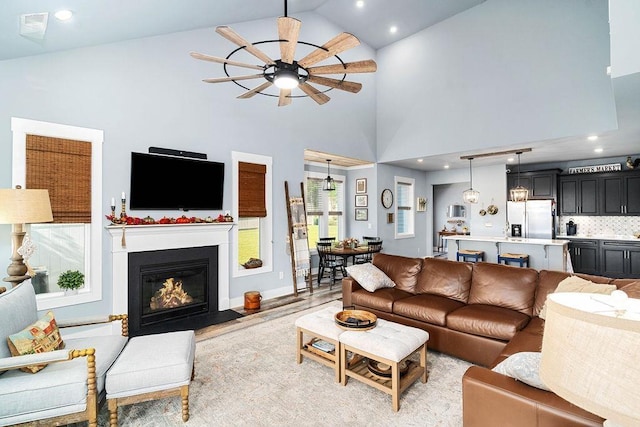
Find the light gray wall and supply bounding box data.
[375,0,615,163]
[346,165,378,241]
[0,12,376,317]
[433,183,468,246]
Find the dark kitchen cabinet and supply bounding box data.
[600,172,640,216]
[558,175,599,216]
[506,170,559,200]
[600,240,640,278]
[568,239,600,276]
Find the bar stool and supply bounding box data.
[498,253,530,267]
[457,249,485,263]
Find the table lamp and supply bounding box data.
[0,185,53,287]
[540,291,640,427]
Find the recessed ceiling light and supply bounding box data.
[356,0,365,8]
[417,158,423,163]
[587,135,598,141]
[54,10,73,21]
[594,148,603,153]
[444,164,450,169]
[389,26,398,34]
[507,157,514,163]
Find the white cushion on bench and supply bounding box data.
[294,306,343,341]
[106,330,195,399]
[339,319,429,362]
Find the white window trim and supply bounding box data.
[11,117,104,310]
[232,151,273,277]
[394,176,415,239]
[304,170,346,254]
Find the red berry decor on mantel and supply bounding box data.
[105,213,233,225]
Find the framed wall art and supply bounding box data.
[355,208,368,221]
[356,178,367,194]
[417,197,427,212]
[355,195,368,207]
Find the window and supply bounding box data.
[305,172,345,247]
[11,117,104,310]
[395,176,415,238]
[232,152,272,277]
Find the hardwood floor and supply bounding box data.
[195,283,342,342]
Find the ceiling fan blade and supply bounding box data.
[307,75,362,93]
[308,59,377,75]
[202,74,264,83]
[278,88,292,107]
[190,52,264,70]
[297,33,360,68]
[216,26,275,65]
[278,17,301,64]
[237,81,273,99]
[298,82,330,105]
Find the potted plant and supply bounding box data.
[57,270,85,295]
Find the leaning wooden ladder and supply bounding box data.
[284,181,313,296]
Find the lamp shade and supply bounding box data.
[0,187,54,224]
[540,292,640,426]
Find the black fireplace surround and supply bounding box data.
[128,245,240,336]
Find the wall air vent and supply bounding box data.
[20,12,49,40]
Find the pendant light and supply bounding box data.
[462,158,480,204]
[323,159,336,191]
[510,151,529,202]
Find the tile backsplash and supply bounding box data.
[558,216,640,236]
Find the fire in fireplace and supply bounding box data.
[128,245,240,336]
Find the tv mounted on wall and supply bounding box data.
[129,152,224,210]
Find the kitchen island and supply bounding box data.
[443,235,570,271]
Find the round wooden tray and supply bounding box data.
[334,309,377,331]
[367,359,409,379]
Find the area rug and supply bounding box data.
[101,301,473,426]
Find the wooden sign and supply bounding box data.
[568,163,621,174]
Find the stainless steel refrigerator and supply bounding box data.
[507,200,556,239]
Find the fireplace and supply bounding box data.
[107,223,238,337]
[128,246,219,336]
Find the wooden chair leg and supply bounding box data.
[108,399,118,427]
[181,385,190,422]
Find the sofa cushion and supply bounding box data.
[492,352,550,391]
[0,283,38,360]
[447,304,531,341]
[468,263,538,316]
[612,280,640,298]
[345,263,395,292]
[7,311,65,373]
[351,288,413,313]
[372,253,423,294]
[496,317,545,366]
[575,273,613,284]
[415,258,472,302]
[539,275,616,319]
[393,294,466,326]
[534,270,571,317]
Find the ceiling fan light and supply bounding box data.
[462,188,480,204]
[273,69,300,89]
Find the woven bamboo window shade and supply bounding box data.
[26,134,92,223]
[238,161,266,218]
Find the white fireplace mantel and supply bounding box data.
[107,223,233,320]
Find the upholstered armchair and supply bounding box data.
[0,281,128,426]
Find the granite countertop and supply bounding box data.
[442,235,570,246]
[557,234,640,242]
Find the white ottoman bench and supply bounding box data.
[295,306,344,382]
[106,330,196,426]
[339,319,429,411]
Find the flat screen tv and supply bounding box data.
[130,152,224,210]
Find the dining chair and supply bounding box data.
[318,237,336,242]
[316,241,347,289]
[362,236,380,242]
[354,240,383,264]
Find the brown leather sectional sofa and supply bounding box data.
[342,253,637,427]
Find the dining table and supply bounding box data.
[329,245,380,266]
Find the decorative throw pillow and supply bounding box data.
[346,263,396,292]
[539,276,616,319]
[7,311,65,373]
[492,352,550,391]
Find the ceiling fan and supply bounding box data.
[190,0,377,106]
